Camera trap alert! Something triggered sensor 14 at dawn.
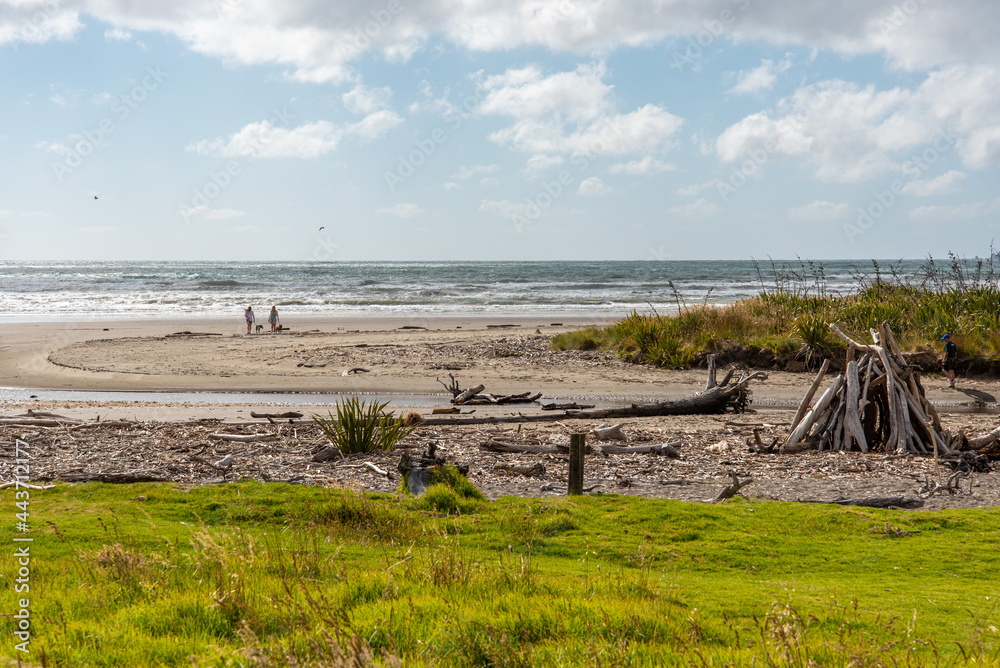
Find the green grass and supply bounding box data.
[553,259,1000,370]
[5,482,1000,665]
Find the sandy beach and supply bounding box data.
[2,316,999,509]
[1,315,993,409]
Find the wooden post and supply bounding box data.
[568,433,585,495]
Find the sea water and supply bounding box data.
[0,259,934,321]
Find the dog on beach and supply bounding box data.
[255,324,264,334]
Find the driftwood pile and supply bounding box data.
[783,322,954,456]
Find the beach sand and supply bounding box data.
[2,316,998,509]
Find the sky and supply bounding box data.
[1,0,998,261]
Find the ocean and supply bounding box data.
[0,259,934,321]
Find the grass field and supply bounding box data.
[3,482,1000,666]
[552,257,1000,371]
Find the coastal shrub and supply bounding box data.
[312,397,415,454]
[555,256,1000,371]
[550,327,614,351]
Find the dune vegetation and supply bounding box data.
[553,255,1000,371]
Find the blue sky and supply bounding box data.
[1,0,998,261]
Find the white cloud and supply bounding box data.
[104,28,132,42]
[478,62,611,123]
[668,198,720,217]
[443,182,461,191]
[900,170,966,196]
[90,92,114,106]
[48,84,82,108]
[717,65,1000,182]
[608,156,675,175]
[908,200,998,222]
[479,199,528,222]
[189,121,341,159]
[578,176,612,196]
[480,177,499,187]
[342,84,392,115]
[346,110,403,140]
[479,62,682,158]
[188,111,400,159]
[489,104,683,157]
[728,58,791,96]
[787,200,851,221]
[0,4,81,48]
[525,154,564,172]
[35,140,70,157]
[376,203,424,218]
[960,125,1000,170]
[677,181,715,197]
[3,0,1000,78]
[454,164,499,180]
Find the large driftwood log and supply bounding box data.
[250,411,304,419]
[0,418,68,427]
[453,384,486,405]
[969,426,1000,449]
[782,375,843,451]
[50,472,169,483]
[842,359,868,452]
[480,440,679,457]
[599,443,680,457]
[789,358,829,433]
[423,371,767,426]
[481,441,563,454]
[209,433,279,442]
[824,496,924,509]
[68,421,137,431]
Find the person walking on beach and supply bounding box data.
[244,306,255,334]
[268,305,280,333]
[941,333,958,388]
